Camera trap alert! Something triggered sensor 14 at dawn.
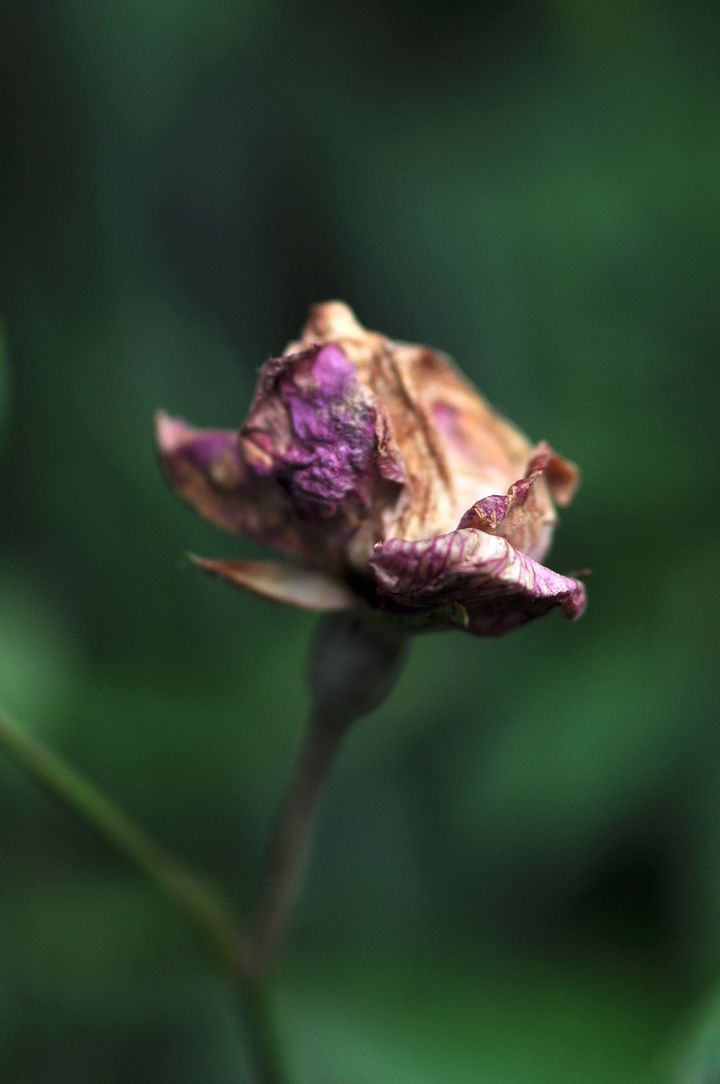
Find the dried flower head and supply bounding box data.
[156,302,586,636]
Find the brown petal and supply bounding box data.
[189,556,358,612]
[455,442,564,561]
[545,451,580,506]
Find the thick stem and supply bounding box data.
[250,710,347,975]
[0,709,289,1084]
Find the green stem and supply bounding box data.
[0,708,289,1084]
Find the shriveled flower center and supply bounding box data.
[281,348,377,514]
[241,344,390,528]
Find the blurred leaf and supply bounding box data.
[647,986,720,1084]
[451,567,713,884]
[283,950,673,1084]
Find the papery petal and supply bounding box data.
[190,556,357,611]
[240,343,405,526]
[456,443,575,562]
[545,451,579,506]
[457,443,552,531]
[371,529,586,637]
[155,412,320,559]
[156,412,251,530]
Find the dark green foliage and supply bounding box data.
[1,2,718,1079]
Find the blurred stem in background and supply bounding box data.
[0,709,288,1084]
[0,615,408,1082]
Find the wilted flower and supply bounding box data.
[156,302,586,636]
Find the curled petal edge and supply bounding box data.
[370,529,586,637]
[155,411,324,560]
[155,411,255,534]
[457,442,553,532]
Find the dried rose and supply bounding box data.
[156,302,586,636]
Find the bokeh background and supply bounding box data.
[1,2,718,1081]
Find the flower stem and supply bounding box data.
[0,708,289,1084]
[250,709,348,975]
[249,613,409,977]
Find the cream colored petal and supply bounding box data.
[190,556,357,612]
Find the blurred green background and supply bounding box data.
[1,2,718,1081]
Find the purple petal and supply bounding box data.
[155,412,320,558]
[240,344,405,526]
[371,528,586,637]
[190,556,357,611]
[155,413,251,532]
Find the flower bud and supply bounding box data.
[156,303,586,637]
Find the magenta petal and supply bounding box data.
[371,528,586,637]
[155,412,315,557]
[240,344,405,524]
[155,412,252,533]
